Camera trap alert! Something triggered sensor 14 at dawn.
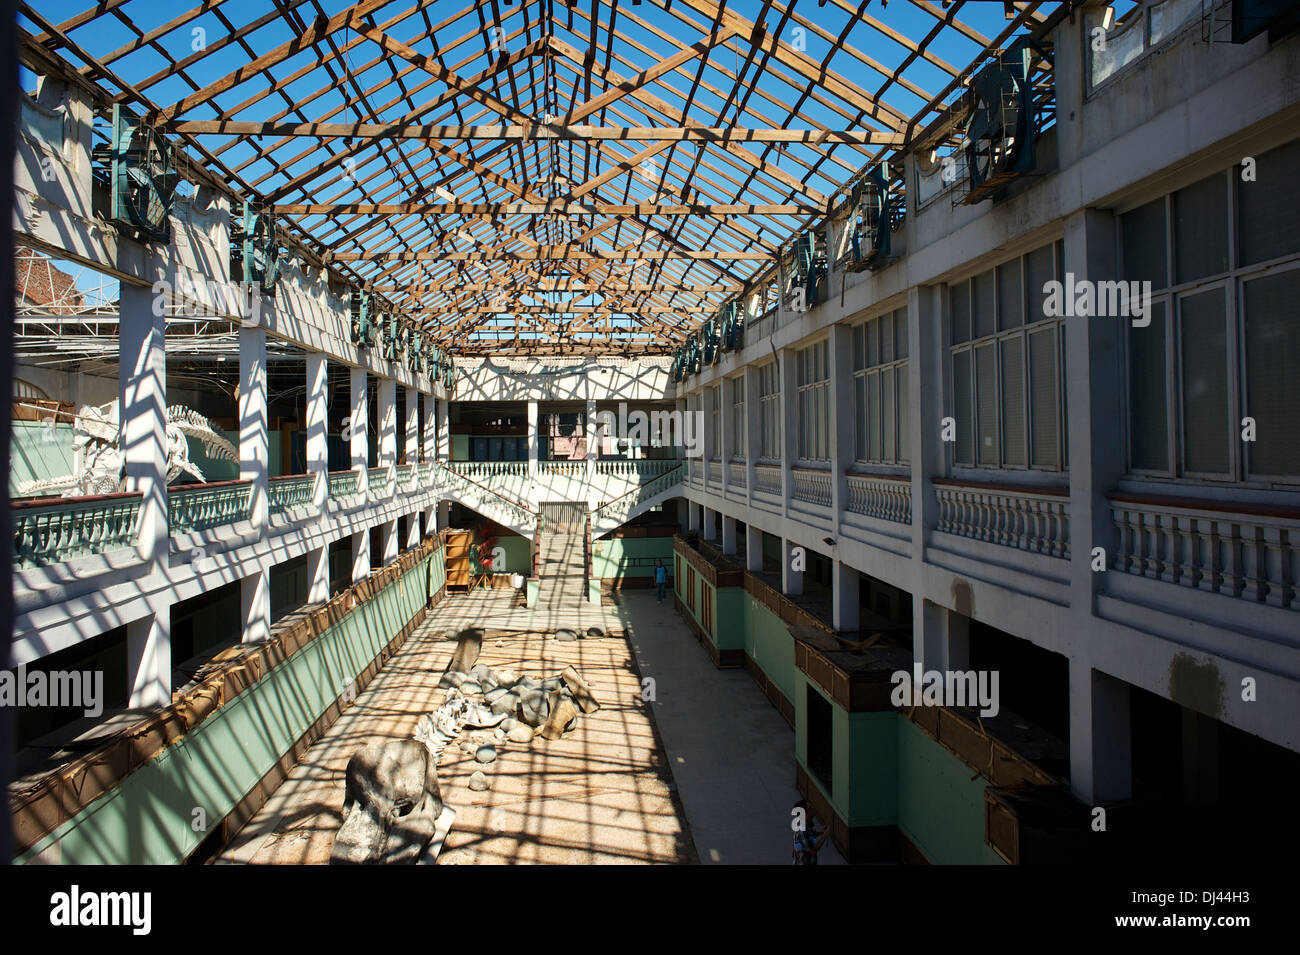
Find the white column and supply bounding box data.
[915,597,970,671]
[1065,208,1124,612]
[833,560,859,632]
[241,569,271,644]
[351,367,369,495]
[127,613,170,710]
[422,392,436,535]
[782,536,804,595]
[306,353,330,603]
[239,324,269,536]
[688,501,701,532]
[119,281,167,566]
[721,515,737,554]
[527,400,539,479]
[436,397,450,462]
[350,368,369,582]
[908,286,944,567]
[378,378,397,562]
[744,365,760,508]
[120,281,169,708]
[1069,662,1133,804]
[779,348,797,519]
[829,323,853,524]
[745,524,764,572]
[702,506,718,541]
[405,387,420,548]
[585,398,597,499]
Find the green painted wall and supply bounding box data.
[742,593,797,703]
[16,548,445,865]
[492,534,530,575]
[591,536,672,578]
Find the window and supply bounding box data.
[708,384,720,461]
[853,306,909,466]
[796,340,831,462]
[758,361,781,460]
[949,241,1066,470]
[730,376,745,459]
[1122,140,1300,484]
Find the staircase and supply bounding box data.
[535,503,588,612]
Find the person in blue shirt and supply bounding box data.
[654,560,668,604]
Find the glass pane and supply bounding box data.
[973,270,996,339]
[867,319,880,367]
[881,313,894,363]
[895,307,909,358]
[1001,336,1026,466]
[1174,174,1229,285]
[883,366,896,461]
[1180,288,1230,474]
[1244,270,1300,477]
[855,375,867,460]
[898,363,910,463]
[998,259,1024,330]
[1122,198,1169,290]
[1238,137,1300,268]
[853,323,866,371]
[950,282,971,344]
[869,371,882,461]
[1025,244,1057,324]
[1128,301,1169,471]
[1030,327,1060,469]
[976,343,999,466]
[953,350,973,465]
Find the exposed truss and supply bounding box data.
[18,0,1062,355]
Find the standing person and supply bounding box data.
[792,799,828,865]
[654,559,668,604]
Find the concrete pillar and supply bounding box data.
[832,560,859,632]
[527,400,539,480]
[1064,208,1124,613]
[719,379,733,491]
[829,323,854,524]
[585,398,597,489]
[352,529,370,582]
[306,353,330,603]
[744,365,760,508]
[779,347,797,519]
[782,537,804,595]
[908,286,944,565]
[422,393,436,463]
[405,388,420,548]
[120,282,168,707]
[688,501,701,532]
[241,568,270,644]
[119,281,167,565]
[126,613,170,709]
[378,378,397,561]
[702,384,717,474]
[436,397,450,462]
[721,515,737,554]
[677,498,690,532]
[1069,662,1133,805]
[916,597,970,671]
[350,367,369,495]
[745,524,764,572]
[702,506,718,541]
[1182,709,1220,805]
[239,325,269,535]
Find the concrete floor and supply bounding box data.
[219,585,842,864]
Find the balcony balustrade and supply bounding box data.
[169,480,253,535]
[790,466,833,509]
[1109,492,1300,610]
[269,474,315,513]
[13,492,142,569]
[328,469,360,500]
[845,473,911,525]
[752,462,783,497]
[934,479,1069,558]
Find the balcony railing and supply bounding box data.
[540,460,585,477]
[707,460,723,487]
[328,469,360,500]
[934,479,1069,558]
[367,466,392,497]
[447,461,528,480]
[1109,492,1300,610]
[753,462,782,497]
[269,474,315,512]
[394,464,414,489]
[596,459,680,478]
[594,464,685,526]
[13,492,142,569]
[169,480,253,535]
[845,472,912,525]
[791,466,832,508]
[727,458,747,490]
